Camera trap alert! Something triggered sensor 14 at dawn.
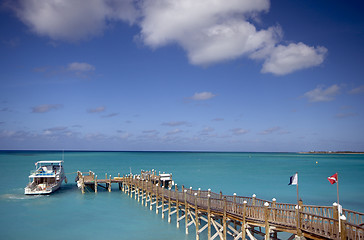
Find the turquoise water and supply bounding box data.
[0,151,363,240]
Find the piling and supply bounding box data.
[94,175,97,193]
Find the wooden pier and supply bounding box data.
[76,170,364,240]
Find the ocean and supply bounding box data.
[0,151,363,240]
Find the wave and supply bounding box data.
[1,193,43,200]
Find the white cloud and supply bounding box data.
[6,0,138,42]
[304,84,340,103]
[68,62,95,72]
[7,0,327,75]
[32,104,62,113]
[138,0,326,72]
[258,43,327,75]
[139,0,278,65]
[189,92,216,100]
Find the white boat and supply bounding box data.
[24,160,67,195]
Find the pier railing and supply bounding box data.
[78,171,364,240]
[127,175,364,239]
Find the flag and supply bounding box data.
[288,173,298,185]
[328,173,338,184]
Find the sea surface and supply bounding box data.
[0,151,363,240]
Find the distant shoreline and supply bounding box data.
[299,151,364,154]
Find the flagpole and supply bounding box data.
[337,172,339,207]
[337,172,341,234]
[296,172,299,205]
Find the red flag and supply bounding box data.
[328,173,338,184]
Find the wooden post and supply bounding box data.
[130,180,133,198]
[220,191,223,199]
[272,198,276,222]
[141,180,144,204]
[223,196,227,240]
[340,215,347,240]
[81,175,85,194]
[135,183,138,200]
[242,201,247,240]
[108,175,111,192]
[193,192,199,240]
[252,194,256,206]
[333,202,339,236]
[233,193,237,229]
[145,180,149,207]
[264,202,270,240]
[296,200,302,237]
[118,173,121,190]
[149,182,153,211]
[94,175,97,193]
[162,186,165,219]
[168,187,171,223]
[208,193,211,240]
[176,184,180,228]
[185,189,189,235]
[156,183,159,214]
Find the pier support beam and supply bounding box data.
[81,175,85,194]
[108,175,111,192]
[223,196,227,240]
[168,188,172,223]
[185,189,189,235]
[208,194,211,240]
[94,175,97,193]
[264,202,270,240]
[195,193,199,240]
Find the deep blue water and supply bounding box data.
[0,151,363,239]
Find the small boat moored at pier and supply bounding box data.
[24,160,66,195]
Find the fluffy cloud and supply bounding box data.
[5,0,138,42]
[32,104,62,113]
[304,84,340,103]
[6,0,327,75]
[258,43,327,75]
[189,92,216,100]
[139,0,279,65]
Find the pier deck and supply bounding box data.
[76,170,364,240]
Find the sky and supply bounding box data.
[0,0,364,152]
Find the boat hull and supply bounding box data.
[24,177,64,195]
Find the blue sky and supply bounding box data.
[0,0,363,151]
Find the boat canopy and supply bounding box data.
[35,160,63,165]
